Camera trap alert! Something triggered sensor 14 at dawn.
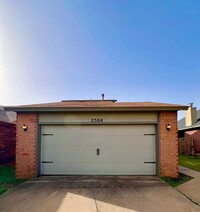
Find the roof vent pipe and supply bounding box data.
[188,103,193,107]
[102,94,104,101]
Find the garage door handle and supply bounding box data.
[97,148,100,155]
[144,162,155,164]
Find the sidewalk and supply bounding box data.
[176,166,200,206]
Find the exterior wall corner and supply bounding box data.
[16,113,37,179]
[159,111,178,178]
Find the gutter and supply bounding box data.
[179,125,200,131]
[4,106,188,112]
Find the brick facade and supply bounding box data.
[15,111,179,179]
[16,113,37,179]
[159,111,178,178]
[0,121,16,164]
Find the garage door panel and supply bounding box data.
[53,145,96,151]
[47,138,98,146]
[43,144,55,151]
[54,159,99,165]
[110,164,142,174]
[113,151,141,160]
[100,139,141,146]
[42,164,95,175]
[54,151,97,160]
[142,164,156,175]
[43,164,128,175]
[142,143,155,150]
[93,150,141,160]
[145,138,155,145]
[94,145,144,151]
[42,150,54,159]
[41,125,156,175]
[143,156,156,162]
[42,138,54,145]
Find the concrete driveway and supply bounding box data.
[0,176,199,212]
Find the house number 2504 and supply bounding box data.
[91,118,103,123]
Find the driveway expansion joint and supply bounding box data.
[90,177,99,212]
[175,186,199,206]
[176,166,200,207]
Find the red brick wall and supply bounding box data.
[0,121,16,164]
[16,113,37,179]
[185,130,200,153]
[159,111,178,178]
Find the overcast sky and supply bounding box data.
[0,1,200,118]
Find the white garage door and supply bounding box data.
[41,125,156,175]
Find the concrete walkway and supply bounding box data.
[177,166,200,206]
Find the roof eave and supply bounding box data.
[179,125,200,131]
[4,106,188,112]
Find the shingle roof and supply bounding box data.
[0,107,16,123]
[185,130,197,135]
[178,109,200,130]
[3,100,188,112]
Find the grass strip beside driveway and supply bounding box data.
[162,173,193,187]
[179,155,200,172]
[0,166,26,195]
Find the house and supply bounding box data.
[0,107,16,123]
[4,99,188,179]
[178,103,200,153]
[0,107,16,164]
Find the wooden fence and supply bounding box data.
[178,138,193,155]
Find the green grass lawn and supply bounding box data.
[179,155,200,172]
[0,166,26,195]
[162,173,193,187]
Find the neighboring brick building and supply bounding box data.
[185,130,200,153]
[0,108,16,164]
[4,100,187,179]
